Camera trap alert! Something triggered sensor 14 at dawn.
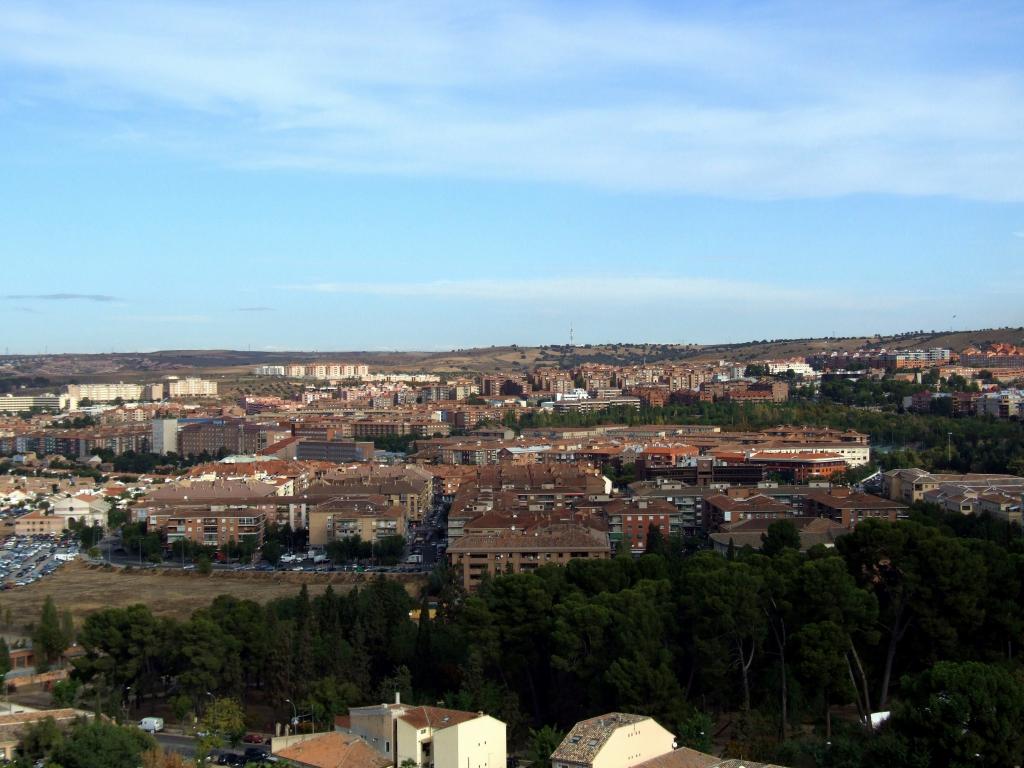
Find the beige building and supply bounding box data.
[550,713,675,768]
[342,698,506,768]
[46,493,109,527]
[66,382,146,404]
[447,523,610,591]
[13,509,66,537]
[308,498,406,547]
[167,377,219,397]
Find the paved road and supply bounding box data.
[155,732,198,757]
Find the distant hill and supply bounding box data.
[2,327,1022,381]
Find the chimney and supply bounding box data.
[395,692,401,705]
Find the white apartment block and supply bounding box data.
[66,382,147,403]
[767,360,816,377]
[167,378,218,397]
[281,362,371,380]
[0,393,62,413]
[253,365,286,376]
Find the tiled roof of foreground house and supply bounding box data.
[276,732,392,768]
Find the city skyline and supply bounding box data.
[2,1,1023,352]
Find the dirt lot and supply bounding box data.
[0,561,426,628]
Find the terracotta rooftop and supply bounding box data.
[275,732,392,768]
[448,524,610,554]
[634,750,789,768]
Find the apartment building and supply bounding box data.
[0,393,62,413]
[766,360,816,377]
[177,419,263,457]
[151,418,180,454]
[976,390,1024,419]
[66,382,149,404]
[882,348,952,370]
[342,698,507,768]
[447,523,610,591]
[253,365,286,376]
[8,425,151,458]
[553,396,641,414]
[152,505,266,549]
[295,439,375,463]
[960,344,1024,369]
[603,498,681,552]
[636,455,765,485]
[317,466,434,522]
[803,488,907,527]
[703,493,794,530]
[167,377,219,397]
[307,497,406,547]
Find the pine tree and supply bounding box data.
[33,596,67,670]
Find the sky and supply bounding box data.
[1,0,1023,353]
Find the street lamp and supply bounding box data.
[285,698,298,725]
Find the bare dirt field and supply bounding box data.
[0,561,426,628]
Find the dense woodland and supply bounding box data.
[51,504,1024,768]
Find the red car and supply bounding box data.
[242,733,265,743]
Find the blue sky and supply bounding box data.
[1,1,1022,353]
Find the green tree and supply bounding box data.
[837,520,985,709]
[33,595,69,670]
[53,718,156,768]
[761,520,801,557]
[52,678,82,707]
[681,555,767,711]
[892,661,1024,767]
[644,524,667,557]
[18,716,64,759]
[527,725,564,768]
[794,621,854,739]
[0,636,10,680]
[196,697,246,760]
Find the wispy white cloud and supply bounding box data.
[285,276,902,311]
[1,1,1022,199]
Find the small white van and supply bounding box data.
[139,717,164,733]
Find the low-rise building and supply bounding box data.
[803,488,907,527]
[342,698,506,768]
[603,498,681,552]
[13,509,66,536]
[150,505,266,549]
[308,497,406,547]
[709,516,849,554]
[550,712,674,768]
[447,523,610,591]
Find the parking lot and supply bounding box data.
[0,534,79,589]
